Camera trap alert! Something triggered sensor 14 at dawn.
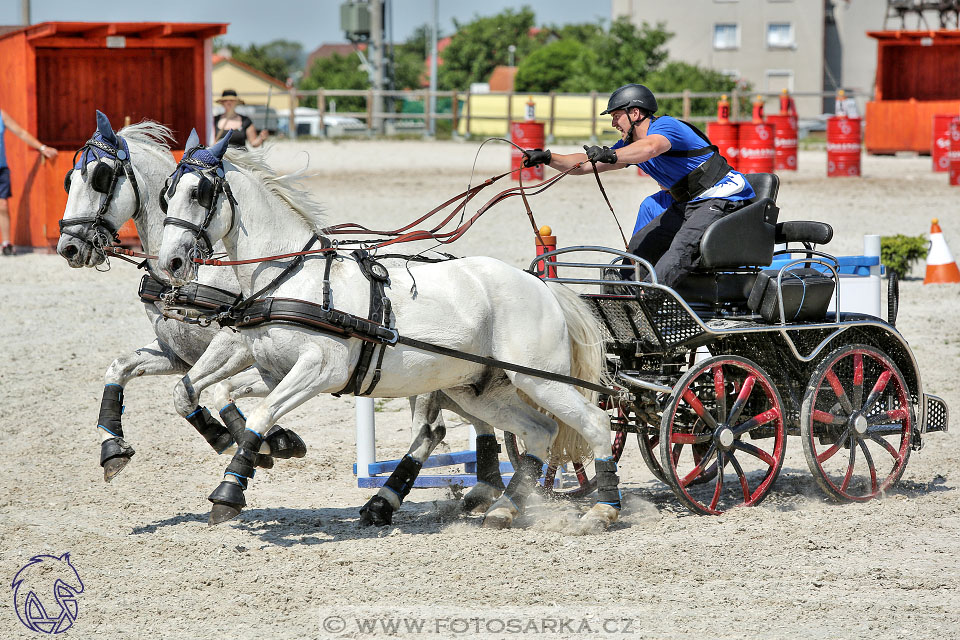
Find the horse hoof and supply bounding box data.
[100,437,135,482]
[579,503,620,533]
[462,484,500,514]
[358,496,394,527]
[480,507,514,529]
[255,454,274,469]
[102,456,131,482]
[264,426,307,460]
[208,504,242,526]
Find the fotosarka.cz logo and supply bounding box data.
[11,553,85,634]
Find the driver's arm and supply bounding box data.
[547,151,627,175]
[613,134,671,165]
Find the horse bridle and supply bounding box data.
[59,135,143,251]
[160,146,237,260]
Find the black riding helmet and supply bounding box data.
[600,84,658,115]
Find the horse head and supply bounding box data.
[158,132,233,286]
[57,110,151,268]
[12,552,85,633]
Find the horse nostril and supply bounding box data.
[169,257,183,274]
[62,245,78,259]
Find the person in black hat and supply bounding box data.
[522,84,755,288]
[213,89,268,148]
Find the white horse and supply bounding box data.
[156,135,621,529]
[56,113,506,519]
[57,112,306,481]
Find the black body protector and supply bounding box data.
[601,83,732,203]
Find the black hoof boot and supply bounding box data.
[208,481,246,525]
[219,403,277,468]
[359,495,394,527]
[264,425,307,460]
[185,406,235,455]
[100,437,135,482]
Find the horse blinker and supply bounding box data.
[91,161,115,194]
[63,169,74,194]
[195,177,215,210]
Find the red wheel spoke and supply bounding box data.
[733,440,776,468]
[671,432,710,445]
[727,452,752,503]
[709,452,725,511]
[713,365,727,422]
[681,389,718,429]
[825,369,854,413]
[814,427,852,463]
[573,462,588,485]
[857,439,879,494]
[868,434,903,461]
[852,353,864,409]
[732,407,781,437]
[680,444,717,488]
[861,370,893,412]
[840,438,857,491]
[813,409,844,425]
[543,464,558,489]
[726,375,756,425]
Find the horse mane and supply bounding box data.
[224,146,327,233]
[118,121,174,153]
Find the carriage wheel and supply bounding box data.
[800,344,913,502]
[659,355,786,515]
[503,404,628,499]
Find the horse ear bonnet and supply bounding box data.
[91,162,114,194]
[63,169,75,194]
[195,176,215,209]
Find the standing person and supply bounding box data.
[213,89,268,148]
[0,109,59,255]
[522,84,755,288]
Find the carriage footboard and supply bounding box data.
[923,394,949,433]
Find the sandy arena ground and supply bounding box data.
[1,141,958,639]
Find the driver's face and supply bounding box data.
[610,109,628,136]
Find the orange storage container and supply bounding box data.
[767,114,798,171]
[827,117,862,177]
[707,122,739,171]
[950,121,960,186]
[932,114,957,172]
[737,123,774,174]
[510,121,545,182]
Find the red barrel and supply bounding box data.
[737,123,775,174]
[510,121,545,182]
[707,121,740,171]
[826,117,861,177]
[933,114,957,173]
[767,114,798,171]
[949,120,960,186]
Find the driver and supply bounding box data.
[522,84,755,288]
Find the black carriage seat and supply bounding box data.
[672,173,781,308]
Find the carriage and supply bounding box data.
[507,172,949,515]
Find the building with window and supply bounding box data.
[611,0,884,116]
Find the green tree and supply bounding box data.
[392,23,434,90]
[299,53,369,112]
[514,39,590,93]
[218,38,304,82]
[438,7,537,90]
[565,18,671,92]
[646,61,739,117]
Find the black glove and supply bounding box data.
[522,148,552,168]
[583,144,618,164]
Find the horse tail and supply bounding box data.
[523,282,608,465]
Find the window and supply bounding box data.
[713,24,739,50]
[765,70,794,93]
[767,23,795,49]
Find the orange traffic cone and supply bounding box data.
[924,218,960,284]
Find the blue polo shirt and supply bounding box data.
[613,115,754,202]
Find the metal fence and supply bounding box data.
[234,88,865,141]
